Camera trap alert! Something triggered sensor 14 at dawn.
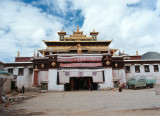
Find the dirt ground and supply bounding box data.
[1,88,160,116]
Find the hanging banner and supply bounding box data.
[58,70,104,83]
[58,56,102,62]
[59,62,102,67]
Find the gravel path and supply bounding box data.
[2,89,160,116]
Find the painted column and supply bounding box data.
[33,68,38,86]
[100,68,113,90]
[48,69,64,91]
[89,78,91,89]
[71,79,73,91]
[0,89,2,104]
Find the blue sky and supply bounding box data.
[0,0,160,62]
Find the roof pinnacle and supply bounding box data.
[77,25,79,31]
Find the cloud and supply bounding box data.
[0,0,64,62]
[71,0,160,55]
[1,0,160,62]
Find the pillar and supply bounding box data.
[89,78,91,90]
[33,68,38,86]
[71,79,73,91]
[0,89,2,104]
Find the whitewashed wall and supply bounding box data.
[16,68,33,88]
[5,67,33,89]
[48,69,64,91]
[38,71,48,86]
[100,68,113,90]
[125,64,160,81]
[112,69,126,84]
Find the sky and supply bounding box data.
[0,0,160,62]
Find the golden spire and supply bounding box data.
[93,28,95,32]
[123,50,124,55]
[136,50,138,56]
[34,50,36,57]
[42,51,45,56]
[61,28,63,32]
[17,51,20,57]
[77,25,79,31]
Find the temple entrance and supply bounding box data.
[64,77,98,91]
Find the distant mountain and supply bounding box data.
[141,52,160,59]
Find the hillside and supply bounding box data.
[141,52,160,59]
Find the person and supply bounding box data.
[90,84,93,92]
[122,83,125,89]
[22,85,25,94]
[97,84,100,91]
[15,86,18,92]
[119,83,122,92]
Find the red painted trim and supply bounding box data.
[34,71,38,86]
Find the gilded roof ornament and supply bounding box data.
[93,28,95,32]
[77,25,79,31]
[17,51,20,57]
[34,50,36,57]
[136,50,138,56]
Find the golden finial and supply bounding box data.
[136,50,138,56]
[93,28,95,32]
[34,50,36,57]
[123,50,124,55]
[77,25,79,31]
[17,51,20,57]
[42,51,45,56]
[61,28,63,32]
[78,48,82,54]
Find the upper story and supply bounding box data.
[38,27,118,56]
[57,26,98,41]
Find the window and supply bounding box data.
[18,68,24,76]
[8,68,13,74]
[144,65,150,72]
[135,66,140,73]
[154,65,159,72]
[125,66,131,73]
[29,68,33,74]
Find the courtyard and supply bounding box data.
[1,88,160,116]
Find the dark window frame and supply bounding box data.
[154,65,159,72]
[144,65,150,72]
[8,68,13,74]
[29,68,33,74]
[135,65,140,73]
[125,66,131,73]
[18,68,24,76]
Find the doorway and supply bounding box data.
[64,77,98,91]
[11,81,16,90]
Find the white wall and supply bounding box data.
[125,64,160,81]
[5,67,33,89]
[16,68,33,89]
[112,69,126,84]
[48,69,64,91]
[38,71,48,86]
[100,68,113,90]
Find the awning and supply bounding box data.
[0,70,13,79]
[58,70,104,84]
